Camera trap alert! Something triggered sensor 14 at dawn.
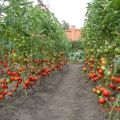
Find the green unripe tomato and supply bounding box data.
[101,66,106,70]
[104,49,109,54]
[12,53,17,58]
[7,78,12,84]
[96,90,101,95]
[115,48,120,55]
[108,46,114,50]
[107,71,112,76]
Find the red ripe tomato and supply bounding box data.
[3,89,7,96]
[32,76,38,81]
[29,76,33,81]
[98,74,104,79]
[92,76,99,82]
[98,69,104,74]
[1,84,8,89]
[7,92,13,97]
[1,84,6,89]
[7,70,12,76]
[15,76,21,81]
[110,76,116,81]
[0,94,4,100]
[25,80,30,86]
[109,83,116,90]
[4,62,7,67]
[4,84,8,89]
[100,87,106,92]
[118,78,120,83]
[11,72,17,76]
[92,73,97,78]
[29,76,38,81]
[18,79,22,84]
[102,90,111,97]
[15,73,20,77]
[110,76,119,83]
[10,77,16,81]
[98,98,106,104]
[115,78,119,83]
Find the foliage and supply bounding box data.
[61,20,70,30]
[0,0,71,105]
[71,40,84,52]
[69,40,84,62]
[69,51,84,62]
[82,0,120,119]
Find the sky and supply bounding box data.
[49,0,92,28]
[1,0,92,28]
[33,0,92,28]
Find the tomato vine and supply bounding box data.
[82,0,120,119]
[0,0,71,105]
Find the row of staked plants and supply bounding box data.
[0,0,71,106]
[82,0,120,119]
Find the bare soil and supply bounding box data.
[0,64,107,120]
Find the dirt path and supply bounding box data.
[0,64,106,120]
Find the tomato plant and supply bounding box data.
[81,0,120,119]
[0,0,71,108]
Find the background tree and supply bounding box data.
[62,20,70,30]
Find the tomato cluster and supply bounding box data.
[82,58,120,108]
[0,59,67,101]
